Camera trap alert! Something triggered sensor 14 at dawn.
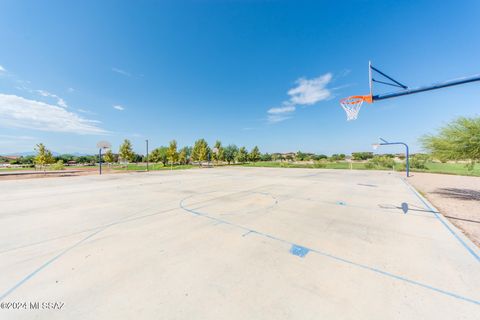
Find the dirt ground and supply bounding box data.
[409,172,480,247]
[0,168,129,181]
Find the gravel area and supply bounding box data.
[409,172,480,247]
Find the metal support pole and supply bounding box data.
[99,148,102,175]
[405,144,409,178]
[377,138,410,177]
[146,139,149,172]
[373,74,480,101]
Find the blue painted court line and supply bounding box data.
[290,245,310,257]
[179,195,480,306]
[0,204,181,301]
[400,178,480,263]
[0,228,104,302]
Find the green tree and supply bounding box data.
[224,144,238,164]
[150,147,168,166]
[119,139,135,166]
[34,143,54,172]
[351,152,374,161]
[212,140,225,164]
[191,138,210,164]
[178,147,188,165]
[296,151,307,161]
[330,154,346,161]
[236,146,248,163]
[421,116,480,169]
[261,153,272,161]
[167,140,179,167]
[132,153,143,163]
[249,146,261,162]
[272,153,283,161]
[103,150,115,164]
[312,154,328,161]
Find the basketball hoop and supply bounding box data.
[339,95,372,121]
[96,141,111,150]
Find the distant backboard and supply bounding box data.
[96,141,112,149]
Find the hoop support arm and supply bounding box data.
[373,74,480,101]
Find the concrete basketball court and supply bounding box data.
[0,167,479,319]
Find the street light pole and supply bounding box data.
[146,139,149,172]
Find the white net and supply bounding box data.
[340,97,364,121]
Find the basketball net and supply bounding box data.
[339,95,372,121]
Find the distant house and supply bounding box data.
[0,156,18,167]
[2,155,20,161]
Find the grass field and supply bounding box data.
[241,161,480,176]
[0,167,35,171]
[2,161,479,177]
[112,163,196,171]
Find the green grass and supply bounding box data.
[112,163,196,171]
[417,162,480,176]
[241,161,366,170]
[0,167,35,171]
[3,161,478,177]
[240,161,480,176]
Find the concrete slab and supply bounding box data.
[0,167,479,319]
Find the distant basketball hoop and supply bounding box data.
[96,141,112,150]
[96,141,111,175]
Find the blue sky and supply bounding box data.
[0,0,479,155]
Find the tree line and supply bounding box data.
[115,139,262,165]
[3,116,479,170]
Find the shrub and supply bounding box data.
[51,160,65,170]
[364,162,376,169]
[313,161,326,168]
[370,156,395,168]
[409,154,429,169]
[351,152,373,160]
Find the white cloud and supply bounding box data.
[0,134,36,140]
[267,114,292,123]
[266,73,333,124]
[0,65,5,73]
[0,94,107,135]
[113,105,125,111]
[67,87,75,93]
[267,105,296,114]
[77,108,96,115]
[112,67,131,77]
[57,98,68,108]
[287,73,332,105]
[36,90,68,108]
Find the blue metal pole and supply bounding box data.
[405,143,410,177]
[378,138,410,177]
[146,139,149,172]
[373,74,480,101]
[99,148,102,175]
